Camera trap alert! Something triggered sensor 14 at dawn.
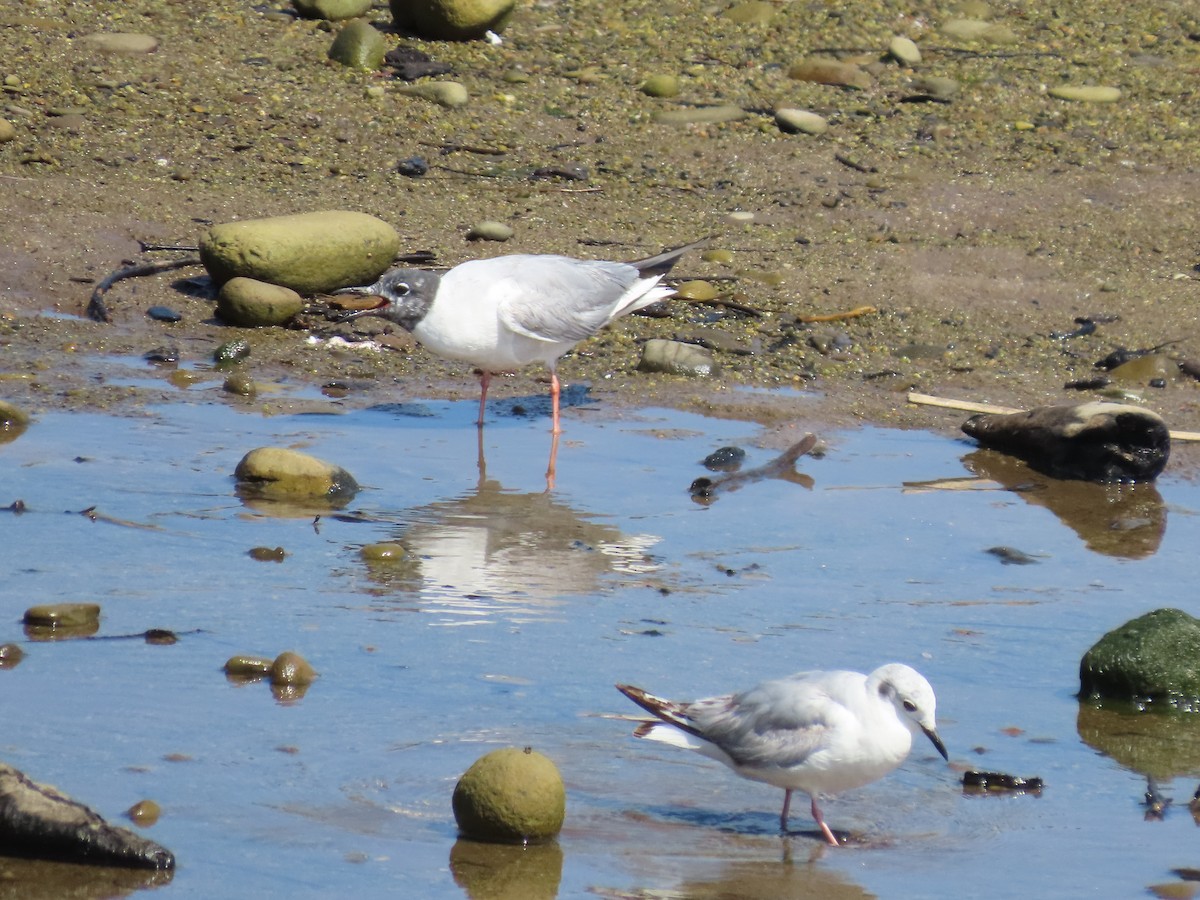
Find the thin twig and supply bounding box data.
[87,257,201,323]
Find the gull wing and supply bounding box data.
[492,257,650,344]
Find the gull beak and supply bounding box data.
[923,725,949,761]
[330,284,389,320]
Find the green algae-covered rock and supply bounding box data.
[216,277,304,327]
[452,748,565,844]
[199,211,398,294]
[327,18,387,69]
[234,447,359,503]
[1080,609,1200,711]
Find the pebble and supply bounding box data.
[234,446,360,502]
[941,18,1017,44]
[78,33,160,54]
[788,59,870,90]
[125,800,162,828]
[640,74,680,98]
[725,211,755,225]
[651,104,746,126]
[775,108,828,135]
[328,19,386,69]
[702,446,746,472]
[292,0,372,20]
[467,220,513,242]
[23,603,101,629]
[637,339,717,377]
[1049,85,1121,103]
[361,542,409,561]
[217,277,304,328]
[0,643,25,669]
[888,36,921,65]
[224,655,274,677]
[395,156,429,177]
[399,81,469,108]
[146,306,182,323]
[701,249,734,265]
[222,373,257,397]
[213,338,251,365]
[270,651,317,687]
[908,76,960,102]
[0,119,17,143]
[722,1,774,25]
[672,280,718,301]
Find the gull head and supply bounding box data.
[871,663,948,760]
[333,268,441,333]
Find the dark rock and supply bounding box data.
[1080,609,1200,710]
[0,762,174,869]
[961,402,1169,483]
[146,306,181,323]
[396,156,429,177]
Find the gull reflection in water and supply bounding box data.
[363,432,660,625]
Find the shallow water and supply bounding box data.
[4,389,1200,898]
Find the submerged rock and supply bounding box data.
[199,211,399,295]
[961,402,1169,483]
[234,447,359,503]
[0,762,174,869]
[452,747,565,844]
[637,339,716,376]
[450,837,563,900]
[1080,609,1200,710]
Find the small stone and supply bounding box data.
[1048,84,1122,103]
[328,19,387,70]
[248,546,287,562]
[651,104,746,125]
[78,33,159,54]
[0,119,16,143]
[125,800,161,828]
[941,18,1016,43]
[293,0,372,19]
[908,76,960,102]
[399,81,469,108]
[787,59,871,90]
[146,306,182,323]
[452,747,565,843]
[213,338,251,366]
[638,339,717,377]
[672,280,719,301]
[888,36,921,65]
[234,447,360,502]
[270,651,317,686]
[361,542,409,561]
[467,221,513,242]
[222,374,257,397]
[722,1,774,25]
[639,74,680,98]
[23,604,100,629]
[216,277,304,328]
[725,211,755,225]
[224,655,274,678]
[0,643,25,670]
[775,108,828,135]
[396,156,429,177]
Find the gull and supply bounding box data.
[616,663,948,846]
[335,238,707,435]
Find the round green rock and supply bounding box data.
[452,747,565,844]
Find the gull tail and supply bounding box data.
[627,236,713,279]
[615,683,709,743]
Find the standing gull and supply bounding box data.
[616,663,948,846]
[336,238,707,435]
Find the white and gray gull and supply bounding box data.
[336,238,707,434]
[616,663,948,846]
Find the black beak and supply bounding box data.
[923,725,949,761]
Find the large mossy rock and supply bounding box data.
[234,447,359,504]
[390,0,515,41]
[199,211,399,294]
[1080,609,1200,711]
[452,748,565,844]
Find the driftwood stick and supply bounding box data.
[906,391,1200,443]
[87,256,201,323]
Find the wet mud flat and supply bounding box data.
[4,400,1200,896]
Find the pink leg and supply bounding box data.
[811,796,839,847]
[476,372,491,427]
[780,789,793,831]
[545,431,560,491]
[549,371,562,435]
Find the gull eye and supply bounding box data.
[393,282,411,296]
[903,700,917,713]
